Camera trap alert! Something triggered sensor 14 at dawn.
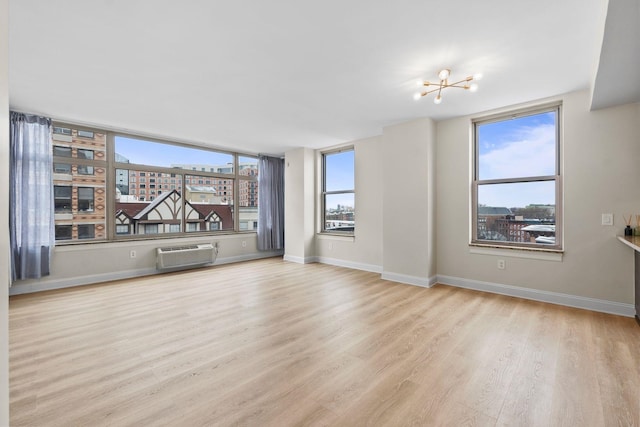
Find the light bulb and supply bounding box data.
[416,79,424,87]
[473,73,483,81]
[469,83,478,92]
[413,92,422,100]
[438,69,450,80]
[434,95,442,104]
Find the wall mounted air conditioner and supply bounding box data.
[156,243,217,270]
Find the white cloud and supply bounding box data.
[478,124,556,207]
[479,124,556,180]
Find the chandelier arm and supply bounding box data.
[421,87,444,96]
[445,77,474,88]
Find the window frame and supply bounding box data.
[51,121,260,246]
[471,103,563,251]
[320,146,355,235]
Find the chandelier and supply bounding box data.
[414,69,482,104]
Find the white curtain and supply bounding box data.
[257,155,284,251]
[10,112,54,282]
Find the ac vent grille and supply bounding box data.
[156,243,216,270]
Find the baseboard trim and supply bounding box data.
[283,254,317,264]
[216,251,283,266]
[437,274,635,318]
[381,271,437,288]
[316,256,382,274]
[9,268,159,295]
[9,251,284,296]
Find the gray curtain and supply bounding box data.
[257,155,284,251]
[10,112,54,282]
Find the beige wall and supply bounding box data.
[315,136,383,271]
[0,0,9,420]
[10,233,280,295]
[382,118,437,284]
[436,90,640,304]
[284,148,316,262]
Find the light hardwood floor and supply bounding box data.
[9,257,640,426]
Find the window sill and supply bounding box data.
[469,243,563,261]
[317,233,355,242]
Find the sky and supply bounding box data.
[325,150,355,210]
[115,136,242,169]
[477,111,557,208]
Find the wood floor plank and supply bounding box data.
[9,257,640,426]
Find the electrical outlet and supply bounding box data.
[242,241,247,248]
[497,259,505,270]
[601,213,613,226]
[130,250,136,259]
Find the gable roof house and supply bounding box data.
[1,0,639,424]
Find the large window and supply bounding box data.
[52,125,259,243]
[472,104,562,249]
[321,148,355,233]
[112,135,256,239]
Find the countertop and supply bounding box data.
[617,235,640,252]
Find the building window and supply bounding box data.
[77,165,94,175]
[55,225,72,240]
[53,146,72,157]
[53,126,72,136]
[169,224,180,233]
[186,223,199,232]
[54,163,72,174]
[209,222,221,231]
[54,186,72,213]
[77,224,95,239]
[472,104,561,249]
[321,148,355,233]
[144,224,159,234]
[116,224,130,235]
[77,149,94,159]
[77,130,95,139]
[77,187,94,212]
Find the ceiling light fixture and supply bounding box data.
[414,69,482,104]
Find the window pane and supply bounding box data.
[477,111,556,180]
[477,181,556,244]
[54,163,71,174]
[324,193,354,232]
[55,225,72,240]
[239,156,259,177]
[52,124,107,243]
[115,136,234,173]
[77,165,94,175]
[77,224,95,239]
[53,146,72,157]
[78,187,94,212]
[325,150,354,191]
[185,175,234,232]
[115,169,183,235]
[77,149,94,159]
[116,224,130,235]
[54,186,72,213]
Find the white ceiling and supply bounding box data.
[8,0,630,156]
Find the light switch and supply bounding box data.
[601,213,613,226]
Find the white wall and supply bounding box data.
[436,90,640,305]
[0,0,9,420]
[382,118,437,286]
[10,233,280,295]
[284,147,316,263]
[315,136,383,272]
